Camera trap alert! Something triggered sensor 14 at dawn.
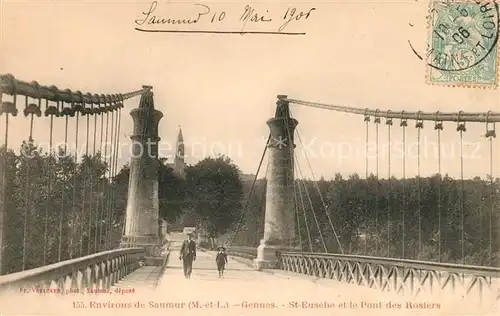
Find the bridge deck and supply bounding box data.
[0,237,496,316]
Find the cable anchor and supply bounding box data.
[400,110,407,127]
[456,111,466,132]
[415,110,424,129]
[374,109,381,124]
[486,111,496,138]
[385,110,393,125]
[0,74,18,116]
[61,91,76,117]
[434,111,443,130]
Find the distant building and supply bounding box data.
[166,126,186,178]
[165,127,258,182]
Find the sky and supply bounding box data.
[1,0,499,180]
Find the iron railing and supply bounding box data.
[279,252,500,303]
[227,248,500,306]
[228,246,257,260]
[0,248,145,295]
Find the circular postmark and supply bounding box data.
[428,1,500,72]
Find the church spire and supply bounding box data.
[176,125,183,146]
[175,126,184,157]
[173,126,185,178]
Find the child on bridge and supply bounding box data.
[216,246,228,278]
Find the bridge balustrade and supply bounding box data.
[0,248,145,295]
[279,252,500,303]
[228,246,257,260]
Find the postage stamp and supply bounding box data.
[426,0,500,87]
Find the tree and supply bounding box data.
[185,155,244,239]
[230,178,266,247]
[0,139,120,274]
[158,159,187,223]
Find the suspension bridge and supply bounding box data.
[0,74,498,315]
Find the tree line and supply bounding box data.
[1,139,498,274]
[0,142,244,274]
[0,141,127,274]
[231,173,500,267]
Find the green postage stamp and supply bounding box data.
[427,0,499,87]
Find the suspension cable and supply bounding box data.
[485,114,496,262]
[99,112,110,251]
[80,104,90,257]
[386,114,392,257]
[364,114,370,255]
[43,98,54,265]
[114,104,123,245]
[226,134,270,248]
[0,84,148,263]
[70,106,79,259]
[109,107,119,249]
[375,114,380,255]
[22,96,33,271]
[87,100,96,255]
[111,107,121,248]
[457,114,466,264]
[416,114,423,257]
[289,148,303,252]
[289,111,344,254]
[282,108,302,249]
[293,177,303,251]
[95,103,104,253]
[0,74,150,104]
[401,115,407,258]
[296,169,327,252]
[58,101,68,262]
[33,98,45,266]
[283,97,500,122]
[0,92,3,275]
[435,115,443,262]
[291,151,304,251]
[105,110,116,250]
[108,105,122,249]
[105,111,118,250]
[107,107,118,249]
[486,123,496,264]
[283,107,328,252]
[0,92,12,275]
[257,176,267,246]
[296,174,313,252]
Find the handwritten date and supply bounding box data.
[279,7,316,32]
[135,1,316,33]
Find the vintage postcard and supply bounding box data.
[0,0,499,315]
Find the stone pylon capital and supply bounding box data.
[130,108,163,139]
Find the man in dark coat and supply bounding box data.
[179,233,196,279]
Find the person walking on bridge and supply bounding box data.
[179,233,196,279]
[216,246,228,278]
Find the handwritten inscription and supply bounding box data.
[135,1,316,34]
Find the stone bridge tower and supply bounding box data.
[121,86,164,265]
[254,95,298,270]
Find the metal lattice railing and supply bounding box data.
[227,246,257,260]
[226,248,500,305]
[0,248,145,295]
[278,252,500,303]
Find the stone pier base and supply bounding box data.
[120,235,164,266]
[253,242,281,270]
